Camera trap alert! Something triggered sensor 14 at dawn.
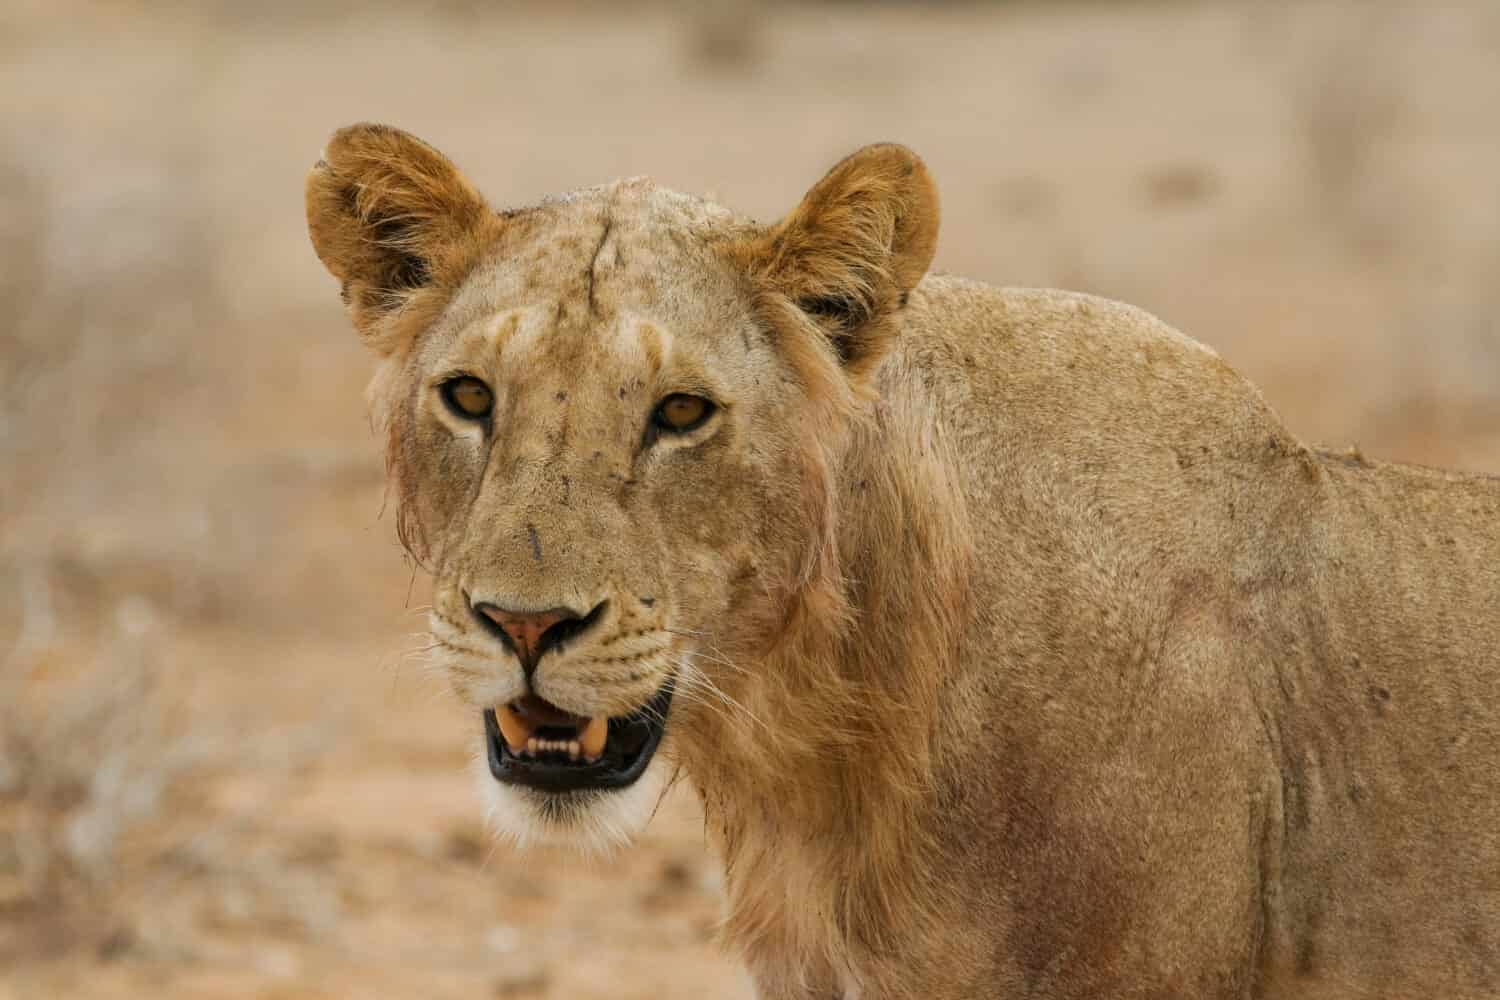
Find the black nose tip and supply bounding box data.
[471,599,607,674]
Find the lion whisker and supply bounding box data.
[674,654,771,737]
[665,631,753,678]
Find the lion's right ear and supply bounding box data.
[305,124,499,350]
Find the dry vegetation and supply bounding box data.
[1,1,1496,996]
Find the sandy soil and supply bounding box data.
[1,1,1496,997]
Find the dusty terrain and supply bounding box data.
[1,1,1497,997]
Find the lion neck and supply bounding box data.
[683,360,973,990]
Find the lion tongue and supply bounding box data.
[579,716,608,762]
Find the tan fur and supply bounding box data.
[306,125,1500,999]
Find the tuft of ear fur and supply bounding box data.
[745,144,939,380]
[305,123,501,351]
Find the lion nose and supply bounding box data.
[471,600,606,674]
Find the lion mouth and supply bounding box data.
[483,682,674,793]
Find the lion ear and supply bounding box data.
[305,123,499,349]
[748,144,939,377]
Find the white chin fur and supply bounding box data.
[472,747,670,855]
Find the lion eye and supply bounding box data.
[652,394,714,433]
[441,376,493,420]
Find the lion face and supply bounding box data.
[306,125,937,850]
[388,194,808,848]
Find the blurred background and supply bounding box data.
[1,0,1496,996]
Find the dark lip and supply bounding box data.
[483,680,674,793]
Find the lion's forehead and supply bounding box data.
[454,181,750,317]
[537,177,740,228]
[461,303,672,384]
[432,182,752,383]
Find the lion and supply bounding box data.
[305,124,1500,999]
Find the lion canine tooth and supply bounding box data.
[580,716,608,761]
[496,704,534,753]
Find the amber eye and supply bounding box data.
[652,394,714,433]
[441,376,493,420]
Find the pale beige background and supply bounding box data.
[1,1,1497,996]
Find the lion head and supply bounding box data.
[305,124,940,852]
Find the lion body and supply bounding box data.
[306,127,1500,999]
[774,276,1500,998]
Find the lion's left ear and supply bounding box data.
[745,144,939,378]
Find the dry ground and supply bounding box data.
[1,1,1497,997]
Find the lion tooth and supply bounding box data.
[526,737,538,756]
[568,740,580,761]
[495,704,534,754]
[580,716,607,761]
